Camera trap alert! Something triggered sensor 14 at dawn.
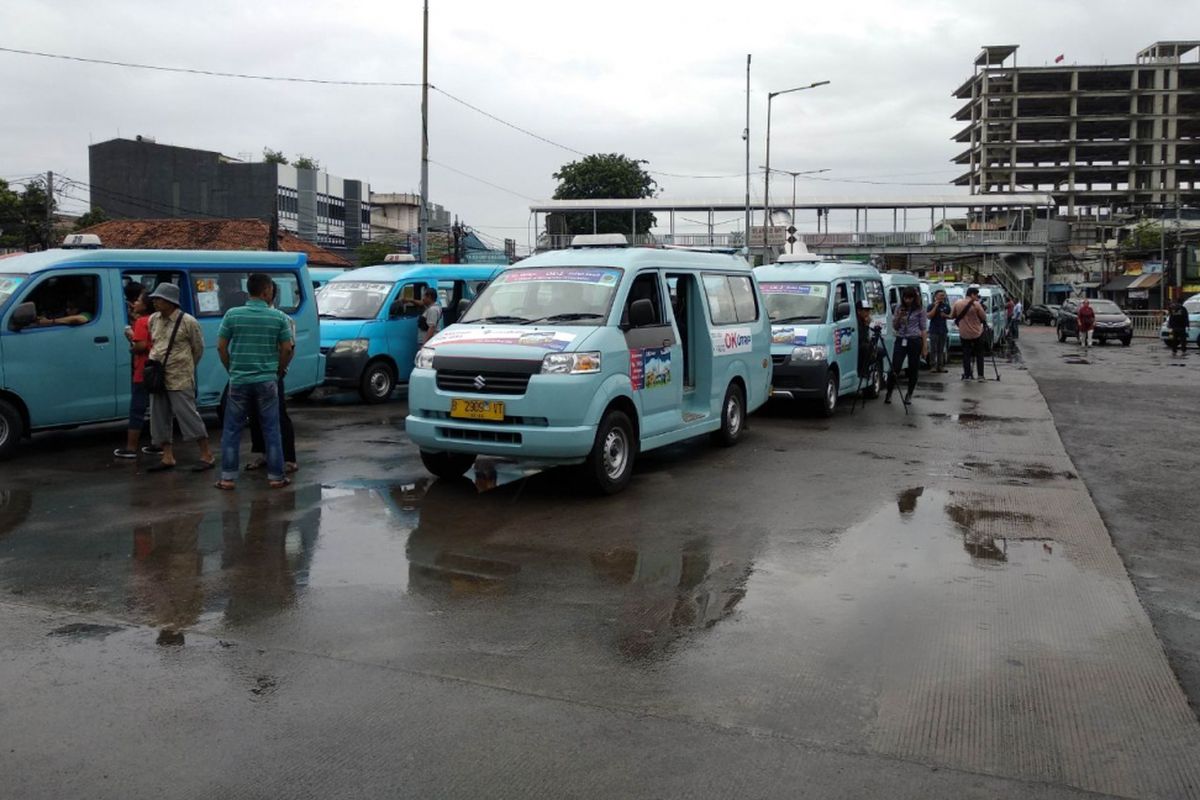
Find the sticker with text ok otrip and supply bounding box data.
[710,327,754,355]
[629,347,672,390]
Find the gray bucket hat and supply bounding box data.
[148,282,181,306]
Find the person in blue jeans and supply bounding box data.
[214,273,295,490]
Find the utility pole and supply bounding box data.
[45,171,54,250]
[418,0,430,264]
[762,81,829,265]
[744,54,751,259]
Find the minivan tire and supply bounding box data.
[818,369,838,418]
[360,361,396,404]
[0,399,22,461]
[420,450,476,479]
[711,382,746,447]
[863,358,883,399]
[584,409,636,495]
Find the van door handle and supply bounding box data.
[94,336,109,344]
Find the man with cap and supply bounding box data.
[145,282,214,472]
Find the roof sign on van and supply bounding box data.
[570,233,628,249]
[774,243,821,263]
[384,253,417,263]
[61,233,103,250]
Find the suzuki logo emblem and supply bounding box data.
[473,375,487,390]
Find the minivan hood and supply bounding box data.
[319,318,369,346]
[425,324,600,358]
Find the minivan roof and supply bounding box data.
[517,247,752,272]
[329,263,505,283]
[0,248,307,276]
[753,261,881,283]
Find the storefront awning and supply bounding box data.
[1100,275,1138,292]
[1130,273,1161,289]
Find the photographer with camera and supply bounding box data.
[926,288,951,373]
[952,287,988,382]
[885,287,927,405]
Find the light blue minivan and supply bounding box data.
[0,246,324,459]
[755,255,890,415]
[404,239,772,493]
[316,263,504,402]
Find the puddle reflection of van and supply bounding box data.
[316,263,503,403]
[0,244,323,459]
[405,236,772,493]
[754,253,889,415]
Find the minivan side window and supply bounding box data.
[622,272,664,327]
[865,280,886,315]
[727,274,759,323]
[391,282,430,318]
[122,271,186,317]
[702,274,738,325]
[193,272,301,316]
[21,274,101,328]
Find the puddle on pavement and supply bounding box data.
[958,461,1077,483]
[927,412,1027,426]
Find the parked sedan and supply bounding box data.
[1057,298,1133,346]
[1025,304,1060,325]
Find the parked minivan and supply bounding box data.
[316,263,504,402]
[404,237,772,493]
[0,245,323,459]
[755,255,889,415]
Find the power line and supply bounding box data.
[431,87,587,157]
[0,46,420,86]
[427,160,542,202]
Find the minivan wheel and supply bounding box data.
[711,382,746,447]
[0,399,23,461]
[420,450,476,479]
[585,409,636,495]
[818,369,838,418]
[360,361,396,404]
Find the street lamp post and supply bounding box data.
[760,166,831,253]
[763,80,829,264]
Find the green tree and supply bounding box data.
[356,236,408,267]
[263,148,289,165]
[74,207,109,230]
[293,155,320,171]
[550,153,657,236]
[0,178,54,250]
[1121,220,1163,254]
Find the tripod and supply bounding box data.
[852,325,908,415]
[982,325,1002,381]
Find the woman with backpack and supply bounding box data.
[885,287,928,405]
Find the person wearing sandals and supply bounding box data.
[215,273,295,490]
[114,291,152,459]
[146,283,215,472]
[246,281,298,475]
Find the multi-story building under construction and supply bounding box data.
[953,42,1200,215]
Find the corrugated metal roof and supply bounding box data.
[79,219,352,267]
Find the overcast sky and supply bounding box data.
[1,0,1195,250]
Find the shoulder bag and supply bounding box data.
[143,313,184,395]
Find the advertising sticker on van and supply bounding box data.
[499,268,621,285]
[710,327,754,355]
[772,326,808,345]
[759,283,827,296]
[629,347,672,390]
[429,326,577,351]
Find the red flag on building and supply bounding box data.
[1054,54,1065,63]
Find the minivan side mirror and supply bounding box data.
[9,302,36,331]
[629,298,655,328]
[835,301,851,320]
[456,298,471,318]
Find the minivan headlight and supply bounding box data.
[414,347,436,369]
[541,351,602,375]
[331,338,369,355]
[790,345,828,363]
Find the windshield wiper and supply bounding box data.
[773,315,823,323]
[320,313,368,320]
[468,315,531,324]
[522,312,604,325]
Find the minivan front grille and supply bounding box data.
[437,427,522,444]
[771,354,789,366]
[436,370,531,395]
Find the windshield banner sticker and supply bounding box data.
[759,283,828,296]
[500,268,621,286]
[772,326,809,345]
[629,347,672,390]
[428,326,577,351]
[710,327,754,355]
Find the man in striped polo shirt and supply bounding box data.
[215,273,295,490]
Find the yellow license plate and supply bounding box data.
[450,398,505,421]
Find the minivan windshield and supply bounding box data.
[317,281,394,319]
[0,274,23,308]
[460,266,623,325]
[759,281,829,323]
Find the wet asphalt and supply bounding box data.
[2,361,1199,799]
[1020,325,1200,717]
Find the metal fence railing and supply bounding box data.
[1126,310,1166,338]
[795,231,1048,247]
